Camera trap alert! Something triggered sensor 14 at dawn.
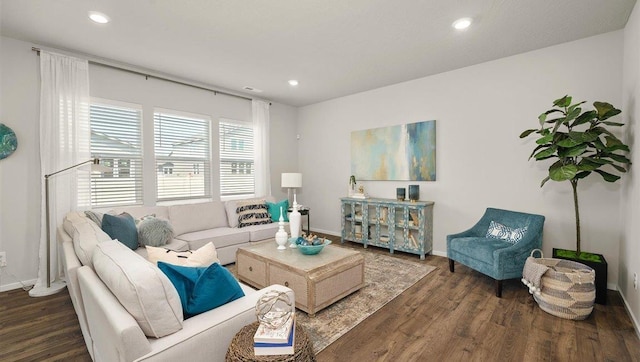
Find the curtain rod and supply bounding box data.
[31,47,270,105]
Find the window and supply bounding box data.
[90,100,143,207]
[219,119,254,197]
[154,110,211,201]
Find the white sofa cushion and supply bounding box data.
[240,223,283,242]
[169,202,228,236]
[92,240,184,338]
[176,228,251,250]
[63,212,112,267]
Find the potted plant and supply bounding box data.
[520,95,631,304]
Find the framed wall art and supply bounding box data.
[350,120,436,181]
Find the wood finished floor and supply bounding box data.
[1,238,639,362]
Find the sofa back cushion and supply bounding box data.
[63,212,112,267]
[110,205,170,221]
[169,201,227,236]
[92,240,184,338]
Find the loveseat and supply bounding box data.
[58,198,293,361]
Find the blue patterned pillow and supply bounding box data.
[486,221,528,244]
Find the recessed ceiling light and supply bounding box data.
[89,11,110,24]
[288,80,299,86]
[452,17,472,30]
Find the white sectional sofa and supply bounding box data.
[58,198,292,362]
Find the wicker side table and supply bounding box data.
[226,322,316,362]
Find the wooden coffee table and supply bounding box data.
[236,240,364,316]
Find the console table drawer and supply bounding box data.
[237,253,266,288]
[269,265,308,308]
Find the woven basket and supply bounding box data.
[524,249,595,320]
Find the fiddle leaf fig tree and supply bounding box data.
[520,95,631,254]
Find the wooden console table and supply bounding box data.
[340,197,434,259]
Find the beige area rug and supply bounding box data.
[227,249,436,354]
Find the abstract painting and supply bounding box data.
[351,120,436,181]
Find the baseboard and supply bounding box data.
[618,286,640,340]
[0,278,37,293]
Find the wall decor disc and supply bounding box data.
[0,123,18,160]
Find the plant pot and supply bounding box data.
[552,248,607,305]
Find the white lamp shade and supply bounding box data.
[281,173,302,188]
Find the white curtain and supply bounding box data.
[35,51,90,290]
[252,100,271,197]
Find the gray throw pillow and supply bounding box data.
[138,217,174,247]
[85,210,104,226]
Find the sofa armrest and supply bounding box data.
[136,284,294,362]
[78,266,152,362]
[493,231,543,277]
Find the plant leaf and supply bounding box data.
[582,157,612,165]
[602,121,624,126]
[538,113,547,127]
[519,129,538,138]
[554,95,571,108]
[534,146,557,160]
[607,153,631,164]
[565,107,581,122]
[591,126,615,138]
[594,102,615,118]
[528,144,547,159]
[611,164,627,173]
[575,171,591,179]
[569,131,598,143]
[558,144,588,158]
[571,110,596,127]
[593,169,620,182]
[557,137,581,148]
[536,134,554,145]
[540,176,551,187]
[549,163,577,181]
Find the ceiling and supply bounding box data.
[1,0,637,107]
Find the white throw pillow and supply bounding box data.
[146,242,220,267]
[92,240,184,338]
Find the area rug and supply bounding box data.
[227,249,436,354]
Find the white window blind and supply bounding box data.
[219,119,254,197]
[90,101,143,207]
[155,110,211,201]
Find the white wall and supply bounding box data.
[0,36,298,291]
[620,2,640,334]
[0,37,41,291]
[298,31,624,287]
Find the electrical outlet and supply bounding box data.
[0,251,6,267]
[634,273,638,290]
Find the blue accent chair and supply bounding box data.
[447,208,545,297]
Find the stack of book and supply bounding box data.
[253,317,295,356]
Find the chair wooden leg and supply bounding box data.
[449,259,454,272]
[495,279,503,298]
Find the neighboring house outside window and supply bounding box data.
[219,119,254,197]
[154,109,211,201]
[89,99,143,207]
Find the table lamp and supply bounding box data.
[281,173,302,206]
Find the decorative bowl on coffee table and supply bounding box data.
[298,239,332,255]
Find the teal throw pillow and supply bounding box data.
[157,262,245,318]
[266,199,289,222]
[102,213,139,250]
